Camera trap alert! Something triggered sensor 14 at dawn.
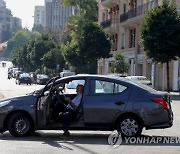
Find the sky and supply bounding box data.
[5,0,44,30]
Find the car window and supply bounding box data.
[64,80,85,94]
[114,83,127,93]
[90,80,128,95]
[91,80,114,94]
[67,80,85,89]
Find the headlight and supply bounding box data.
[0,100,11,107]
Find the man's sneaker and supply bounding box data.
[62,131,70,138]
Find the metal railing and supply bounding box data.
[100,18,119,29]
[120,0,158,23]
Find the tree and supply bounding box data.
[140,1,180,92]
[63,22,111,73]
[61,0,110,73]
[10,17,22,34]
[29,34,56,72]
[32,24,44,33]
[62,0,97,21]
[111,53,129,74]
[42,47,65,73]
[44,27,69,44]
[62,0,98,32]
[6,29,40,57]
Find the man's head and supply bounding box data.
[76,84,84,93]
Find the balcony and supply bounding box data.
[100,18,119,34]
[101,0,119,8]
[120,0,158,23]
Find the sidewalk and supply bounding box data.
[170,92,180,101]
[0,92,4,100]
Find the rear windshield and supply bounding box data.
[129,80,156,92]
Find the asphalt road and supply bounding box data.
[0,61,180,154]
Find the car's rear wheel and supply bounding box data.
[117,116,143,137]
[8,113,33,137]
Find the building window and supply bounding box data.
[129,0,137,9]
[102,13,105,21]
[111,34,118,51]
[123,3,126,13]
[121,33,125,49]
[129,28,136,48]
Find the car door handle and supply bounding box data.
[115,101,125,105]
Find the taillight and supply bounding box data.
[151,98,168,109]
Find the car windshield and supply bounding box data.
[20,73,30,77]
[40,75,49,78]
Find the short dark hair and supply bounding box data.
[77,84,84,88]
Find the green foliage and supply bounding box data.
[61,0,110,73]
[42,47,65,72]
[76,22,111,61]
[6,29,40,57]
[29,34,56,69]
[140,1,180,92]
[140,1,180,63]
[44,27,69,44]
[63,22,111,73]
[62,0,98,21]
[111,54,129,74]
[62,0,97,32]
[32,24,44,33]
[11,33,65,73]
[10,17,22,34]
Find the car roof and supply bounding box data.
[60,74,129,82]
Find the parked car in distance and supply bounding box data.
[15,73,32,85]
[0,75,173,137]
[125,76,152,86]
[60,70,75,77]
[36,74,50,85]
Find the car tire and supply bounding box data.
[8,113,33,137]
[117,116,143,137]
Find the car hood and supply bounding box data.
[0,94,37,105]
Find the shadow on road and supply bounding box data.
[0,131,180,148]
[0,131,110,154]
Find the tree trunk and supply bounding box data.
[166,61,170,93]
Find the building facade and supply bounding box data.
[0,0,12,43]
[34,6,46,28]
[98,0,180,91]
[45,0,74,28]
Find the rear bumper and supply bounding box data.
[144,108,173,130]
[19,80,32,84]
[146,120,173,130]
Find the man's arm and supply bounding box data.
[65,97,78,110]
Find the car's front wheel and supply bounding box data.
[117,116,143,137]
[8,113,33,137]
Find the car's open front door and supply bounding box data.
[36,78,56,128]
